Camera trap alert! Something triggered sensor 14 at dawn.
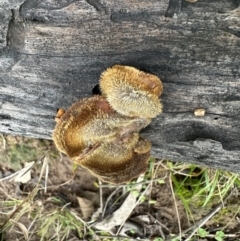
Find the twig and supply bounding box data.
[148,212,171,233]
[96,235,147,240]
[102,187,122,218]
[147,213,168,239]
[203,233,240,238]
[98,179,103,214]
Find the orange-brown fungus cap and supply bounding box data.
[100,65,163,118]
[80,136,151,184]
[53,65,163,184]
[53,95,116,158]
[53,96,151,184]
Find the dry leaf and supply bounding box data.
[134,215,150,224]
[13,161,34,183]
[78,190,99,207]
[77,197,94,220]
[0,162,35,183]
[93,175,144,232]
[119,221,143,237]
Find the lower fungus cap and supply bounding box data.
[79,137,151,184]
[53,96,152,184]
[52,96,116,158]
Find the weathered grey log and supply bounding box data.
[0,0,240,172]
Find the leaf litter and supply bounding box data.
[0,135,240,240]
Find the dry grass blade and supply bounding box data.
[1,135,240,240]
[98,179,103,214]
[169,173,182,240]
[0,186,38,231]
[9,219,29,240]
[38,152,49,193]
[0,152,49,232]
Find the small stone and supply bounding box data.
[185,0,198,2]
[194,108,205,116]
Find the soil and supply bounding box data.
[0,135,240,240]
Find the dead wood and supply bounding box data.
[0,0,240,172]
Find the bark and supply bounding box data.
[0,0,240,172]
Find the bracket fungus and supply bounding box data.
[100,65,163,118]
[53,65,163,184]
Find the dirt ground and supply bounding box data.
[0,135,240,241]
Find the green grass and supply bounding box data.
[0,198,96,241]
[0,136,54,170]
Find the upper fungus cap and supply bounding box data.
[100,65,163,118]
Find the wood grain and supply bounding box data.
[0,0,240,172]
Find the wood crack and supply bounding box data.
[164,80,228,88]
[6,9,25,51]
[165,0,182,17]
[85,0,106,13]
[220,27,240,38]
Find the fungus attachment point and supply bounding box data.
[55,108,65,123]
[53,65,163,184]
[92,84,101,95]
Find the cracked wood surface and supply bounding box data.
[0,0,240,172]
